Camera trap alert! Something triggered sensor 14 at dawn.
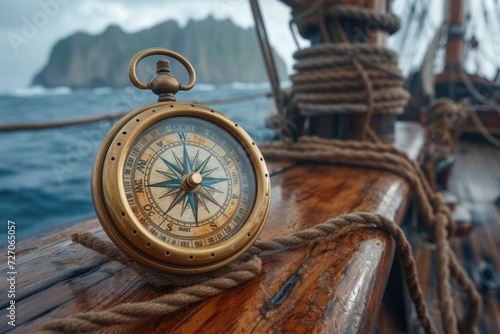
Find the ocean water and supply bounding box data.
[0,83,278,241]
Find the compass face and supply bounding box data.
[123,116,257,248]
[94,103,270,274]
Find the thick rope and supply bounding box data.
[291,43,409,124]
[421,99,466,190]
[337,21,375,141]
[258,137,481,334]
[42,213,434,334]
[39,136,481,334]
[270,2,407,142]
[282,0,401,38]
[69,233,241,288]
[39,253,262,334]
[288,37,408,142]
[261,137,444,235]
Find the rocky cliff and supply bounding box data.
[32,16,288,88]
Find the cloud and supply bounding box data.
[1,0,301,90]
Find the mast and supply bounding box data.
[444,0,465,72]
[254,0,401,142]
[436,0,494,102]
[435,0,500,137]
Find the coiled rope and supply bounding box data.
[421,99,468,190]
[291,43,409,118]
[266,0,410,142]
[281,0,401,38]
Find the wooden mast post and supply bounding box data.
[444,0,465,72]
[442,0,465,100]
[305,0,396,142]
[434,0,500,135]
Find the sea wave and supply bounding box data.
[195,83,216,91]
[229,82,271,90]
[0,85,276,239]
[227,80,291,90]
[0,86,73,97]
[92,87,113,95]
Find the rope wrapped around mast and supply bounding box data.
[269,0,410,141]
[292,43,409,117]
[281,0,401,38]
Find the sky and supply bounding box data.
[0,0,308,91]
[0,0,497,92]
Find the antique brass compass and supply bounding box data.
[92,48,270,274]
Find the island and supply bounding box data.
[32,16,288,88]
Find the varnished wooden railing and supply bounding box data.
[0,122,424,333]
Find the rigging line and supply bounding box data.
[491,1,500,69]
[459,69,500,114]
[394,0,416,59]
[413,0,437,69]
[480,0,500,69]
[0,91,272,132]
[400,2,419,57]
[464,11,500,74]
[477,44,500,70]
[288,19,302,52]
[459,71,500,147]
[416,0,430,37]
[470,112,500,147]
[249,0,283,115]
[401,0,430,72]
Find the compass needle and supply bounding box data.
[172,152,184,172]
[182,141,194,173]
[156,170,176,179]
[186,193,199,225]
[195,154,212,174]
[180,196,189,217]
[160,156,183,177]
[159,188,178,199]
[198,195,210,213]
[192,150,200,170]
[204,185,223,194]
[202,177,227,187]
[148,179,181,188]
[166,189,187,214]
[199,187,223,209]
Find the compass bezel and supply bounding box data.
[92,102,271,274]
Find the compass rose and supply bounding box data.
[148,133,228,224]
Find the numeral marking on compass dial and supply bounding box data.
[123,116,257,248]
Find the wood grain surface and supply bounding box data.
[0,122,425,333]
[411,141,500,334]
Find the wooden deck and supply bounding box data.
[0,123,427,333]
[411,141,500,334]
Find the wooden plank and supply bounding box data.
[411,141,500,334]
[1,122,423,333]
[463,111,500,135]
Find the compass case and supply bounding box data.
[92,102,271,274]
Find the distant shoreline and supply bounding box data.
[0,81,292,98]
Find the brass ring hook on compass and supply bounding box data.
[128,47,197,101]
